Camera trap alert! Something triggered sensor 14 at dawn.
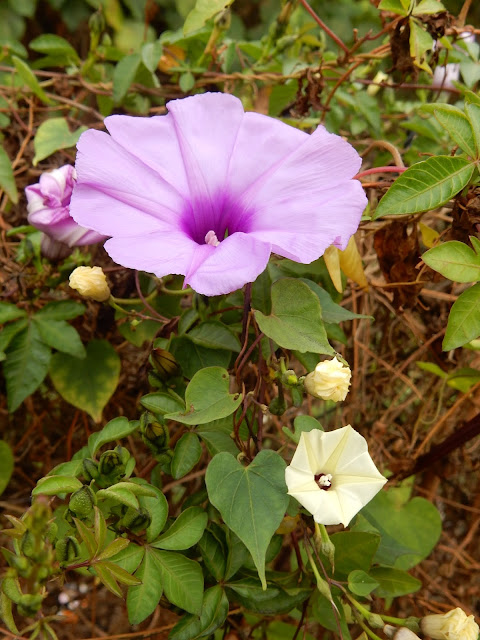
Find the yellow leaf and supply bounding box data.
[419,222,440,248]
[323,246,343,293]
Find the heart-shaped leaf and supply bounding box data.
[206,450,289,589]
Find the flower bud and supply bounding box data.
[55,536,81,564]
[82,458,99,482]
[384,628,421,640]
[304,356,351,402]
[118,507,151,533]
[25,165,106,259]
[140,412,169,453]
[420,608,479,640]
[69,266,110,302]
[149,348,180,381]
[69,485,96,519]
[17,593,44,617]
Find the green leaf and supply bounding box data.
[0,441,14,497]
[171,433,202,479]
[198,530,226,581]
[254,279,333,354]
[370,566,422,597]
[127,547,164,624]
[4,323,51,412]
[373,156,475,218]
[113,53,141,105]
[96,537,130,561]
[109,544,145,574]
[429,105,477,158]
[300,280,371,324]
[170,335,232,379]
[170,585,229,640]
[0,302,27,324]
[93,562,123,597]
[32,316,85,358]
[50,340,121,422]
[134,483,169,544]
[152,506,208,551]
[100,560,142,586]
[206,450,289,589]
[0,145,18,203]
[33,117,87,166]
[443,283,480,350]
[353,490,441,569]
[151,549,204,615]
[378,0,408,14]
[32,475,83,497]
[0,590,19,635]
[348,570,380,597]
[187,321,240,352]
[331,531,381,576]
[165,367,242,425]
[465,102,480,158]
[0,320,28,360]
[12,55,52,104]
[141,41,163,73]
[282,415,323,444]
[29,34,79,61]
[179,71,195,93]
[409,18,434,72]
[423,241,480,282]
[197,419,239,456]
[88,416,138,457]
[412,0,446,14]
[96,485,139,510]
[36,300,85,320]
[141,392,185,416]
[183,0,234,35]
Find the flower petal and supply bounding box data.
[186,232,271,296]
[72,129,185,229]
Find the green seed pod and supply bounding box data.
[98,450,124,477]
[55,536,81,564]
[119,507,152,533]
[83,458,99,482]
[69,485,96,519]
[149,348,180,381]
[268,394,287,416]
[17,593,44,617]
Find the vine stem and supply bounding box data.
[298,0,349,54]
[354,166,408,180]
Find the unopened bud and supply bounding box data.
[20,530,36,559]
[17,593,44,617]
[420,608,479,640]
[118,507,151,533]
[69,485,96,519]
[304,356,351,402]
[269,394,287,416]
[88,9,105,35]
[98,450,123,477]
[69,266,110,302]
[150,348,180,381]
[83,458,99,482]
[140,412,169,452]
[55,536,81,564]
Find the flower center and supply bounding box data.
[205,230,220,246]
[314,473,332,490]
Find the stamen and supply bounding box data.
[314,473,332,490]
[205,230,220,246]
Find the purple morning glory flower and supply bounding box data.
[25,165,106,259]
[70,93,366,296]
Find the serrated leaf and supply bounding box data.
[171,433,202,479]
[127,548,164,624]
[152,507,208,551]
[12,55,52,104]
[151,549,204,615]
[374,156,475,218]
[32,316,85,358]
[0,145,18,203]
[96,537,130,561]
[4,323,51,412]
[206,450,288,589]
[50,340,120,422]
[254,279,334,354]
[88,416,138,457]
[165,367,242,425]
[0,441,14,497]
[33,117,87,165]
[431,105,477,158]
[113,53,141,105]
[423,241,480,282]
[443,283,480,350]
[183,0,234,36]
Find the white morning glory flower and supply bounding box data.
[285,426,387,527]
